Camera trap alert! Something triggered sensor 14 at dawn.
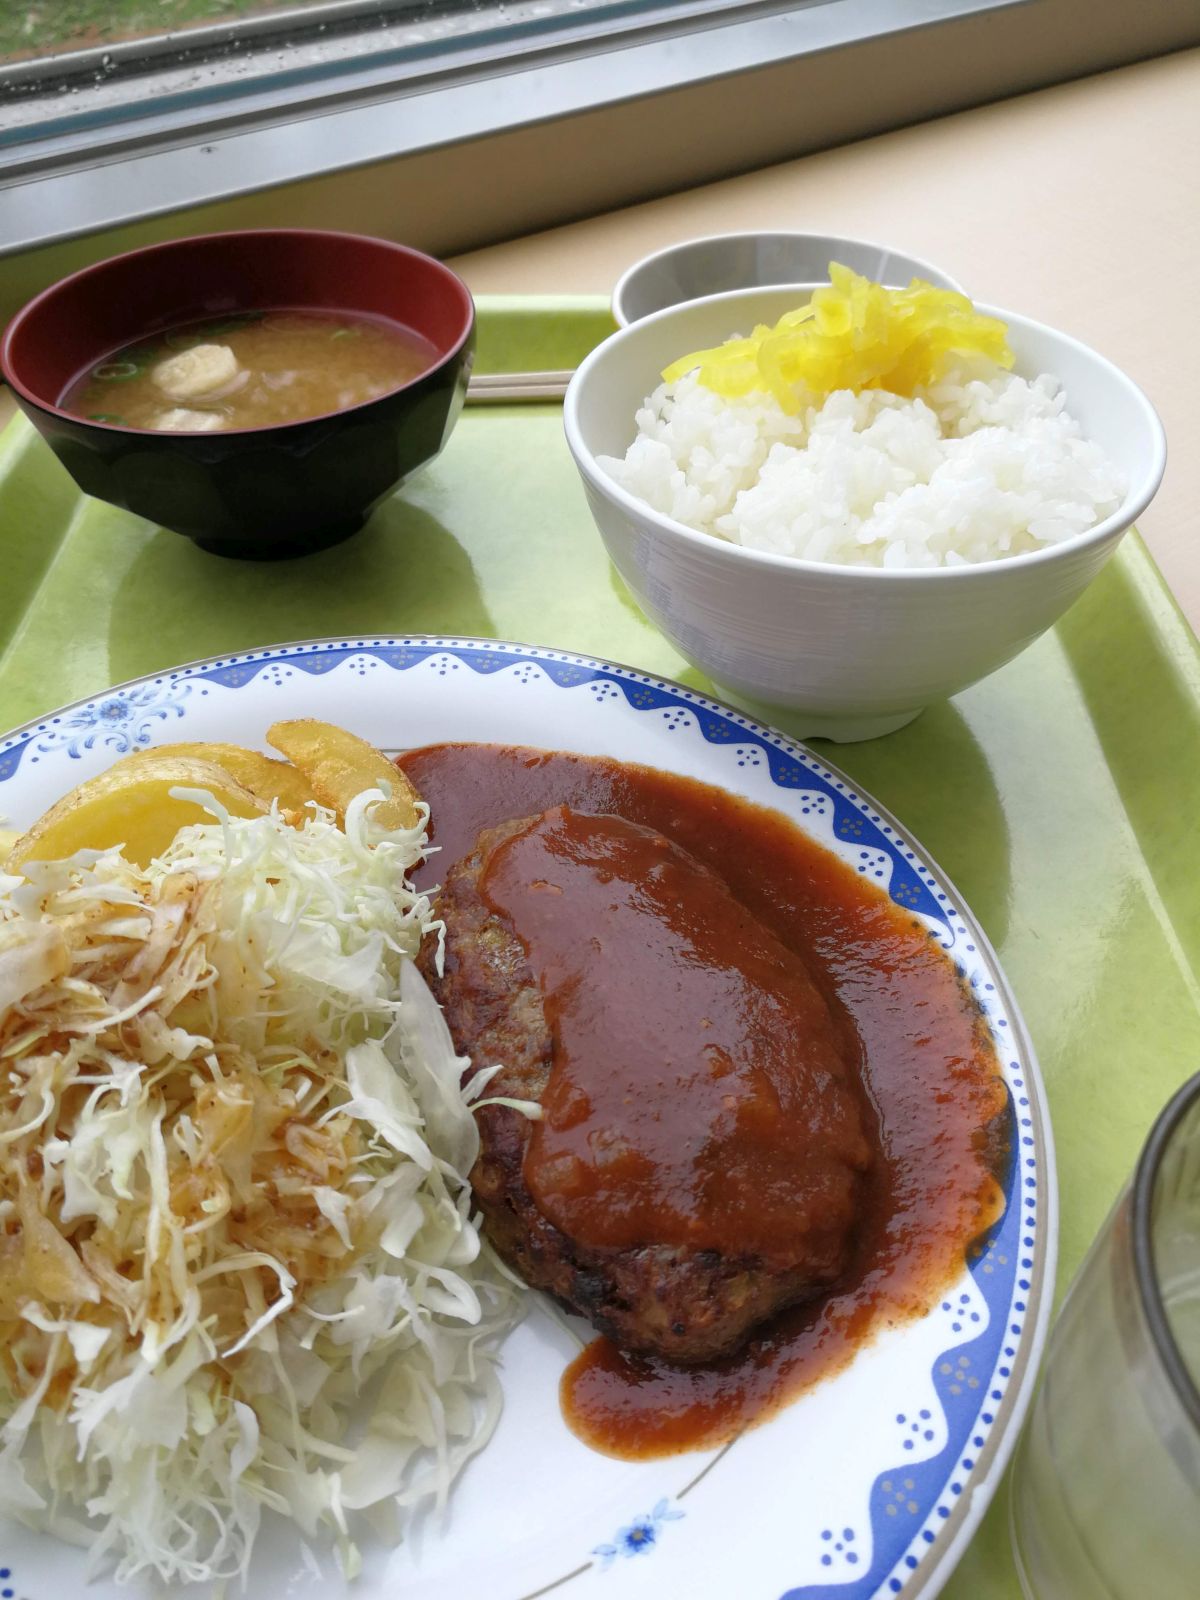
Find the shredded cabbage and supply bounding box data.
[0,790,523,1586]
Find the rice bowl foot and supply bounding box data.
[715,690,925,743]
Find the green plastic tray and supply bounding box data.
[2,295,1198,1600]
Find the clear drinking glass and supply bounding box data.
[1011,1069,1200,1598]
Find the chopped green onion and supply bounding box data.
[91,361,140,382]
[87,413,127,425]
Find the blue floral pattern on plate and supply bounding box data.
[592,1500,685,1569]
[32,683,191,761]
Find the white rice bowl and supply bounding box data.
[599,367,1126,569]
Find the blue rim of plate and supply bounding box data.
[0,636,1057,1600]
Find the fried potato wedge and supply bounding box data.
[6,757,268,871]
[266,719,420,831]
[118,742,317,823]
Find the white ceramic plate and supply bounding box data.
[0,637,1057,1600]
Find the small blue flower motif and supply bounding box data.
[592,1498,685,1570]
[37,683,192,760]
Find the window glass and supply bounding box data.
[1,0,757,153]
[3,1,329,61]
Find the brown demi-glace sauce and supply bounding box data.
[480,806,872,1270]
[400,743,1010,1461]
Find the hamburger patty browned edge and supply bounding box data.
[419,812,872,1364]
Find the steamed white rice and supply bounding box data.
[599,368,1125,568]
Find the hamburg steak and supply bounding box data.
[421,806,873,1364]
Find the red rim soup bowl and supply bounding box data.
[0,230,476,560]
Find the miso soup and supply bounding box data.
[62,309,439,433]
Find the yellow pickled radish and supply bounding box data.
[662,263,1014,413]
